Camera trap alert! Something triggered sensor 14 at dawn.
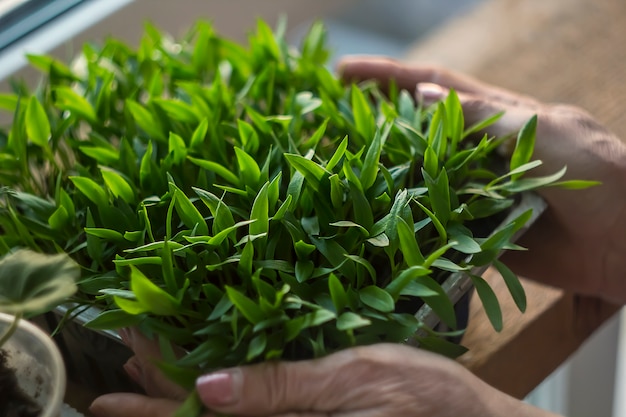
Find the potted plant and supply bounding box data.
[0,250,79,417]
[0,19,590,414]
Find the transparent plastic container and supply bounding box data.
[0,312,66,417]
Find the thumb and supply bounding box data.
[416,82,538,142]
[195,350,356,416]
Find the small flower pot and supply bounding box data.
[0,312,66,417]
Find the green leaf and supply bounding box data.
[101,169,136,204]
[463,111,504,138]
[510,115,537,179]
[48,206,69,230]
[193,187,235,235]
[326,136,348,172]
[285,309,335,341]
[188,156,240,186]
[328,273,347,312]
[284,153,328,192]
[550,180,601,190]
[247,332,267,361]
[0,250,78,315]
[190,118,209,150]
[172,186,209,236]
[0,94,18,112]
[417,336,468,358]
[154,98,199,123]
[361,123,391,190]
[470,274,503,332]
[84,309,142,330]
[85,228,126,242]
[225,286,263,324]
[126,99,164,140]
[250,182,269,237]
[423,168,451,226]
[385,266,431,300]
[80,146,119,165]
[235,147,262,188]
[123,266,179,316]
[494,260,526,313]
[54,86,96,122]
[351,84,375,142]
[336,312,371,331]
[25,97,50,147]
[70,176,108,207]
[359,286,394,313]
[419,276,458,329]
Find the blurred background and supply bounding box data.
[0,1,624,416]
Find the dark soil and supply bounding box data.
[0,350,42,417]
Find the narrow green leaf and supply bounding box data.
[25,96,50,147]
[470,274,503,332]
[154,98,199,123]
[250,182,269,237]
[235,147,262,188]
[83,309,142,330]
[126,99,164,140]
[247,332,267,361]
[397,217,425,266]
[326,136,348,172]
[190,118,209,150]
[385,266,431,300]
[171,188,209,236]
[351,84,375,142]
[359,286,394,313]
[494,260,526,313]
[128,266,180,316]
[54,86,96,122]
[284,153,328,192]
[225,286,263,324]
[510,115,537,179]
[70,176,108,207]
[101,169,135,204]
[336,312,371,331]
[497,166,567,193]
[188,156,240,186]
[328,273,347,312]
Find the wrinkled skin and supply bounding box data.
[90,57,626,417]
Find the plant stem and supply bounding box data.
[0,312,22,348]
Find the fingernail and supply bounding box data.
[196,370,240,407]
[416,82,447,105]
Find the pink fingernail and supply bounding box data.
[196,371,238,406]
[416,83,447,105]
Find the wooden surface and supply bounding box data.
[404,0,626,398]
[459,269,619,399]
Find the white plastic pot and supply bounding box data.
[0,312,66,417]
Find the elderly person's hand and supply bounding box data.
[90,329,559,417]
[340,56,626,305]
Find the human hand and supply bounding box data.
[340,56,626,305]
[90,331,558,417]
[89,328,189,417]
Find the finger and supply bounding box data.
[337,56,537,105]
[416,82,538,141]
[195,348,365,416]
[89,393,184,417]
[119,328,188,399]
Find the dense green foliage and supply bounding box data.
[0,20,568,389]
